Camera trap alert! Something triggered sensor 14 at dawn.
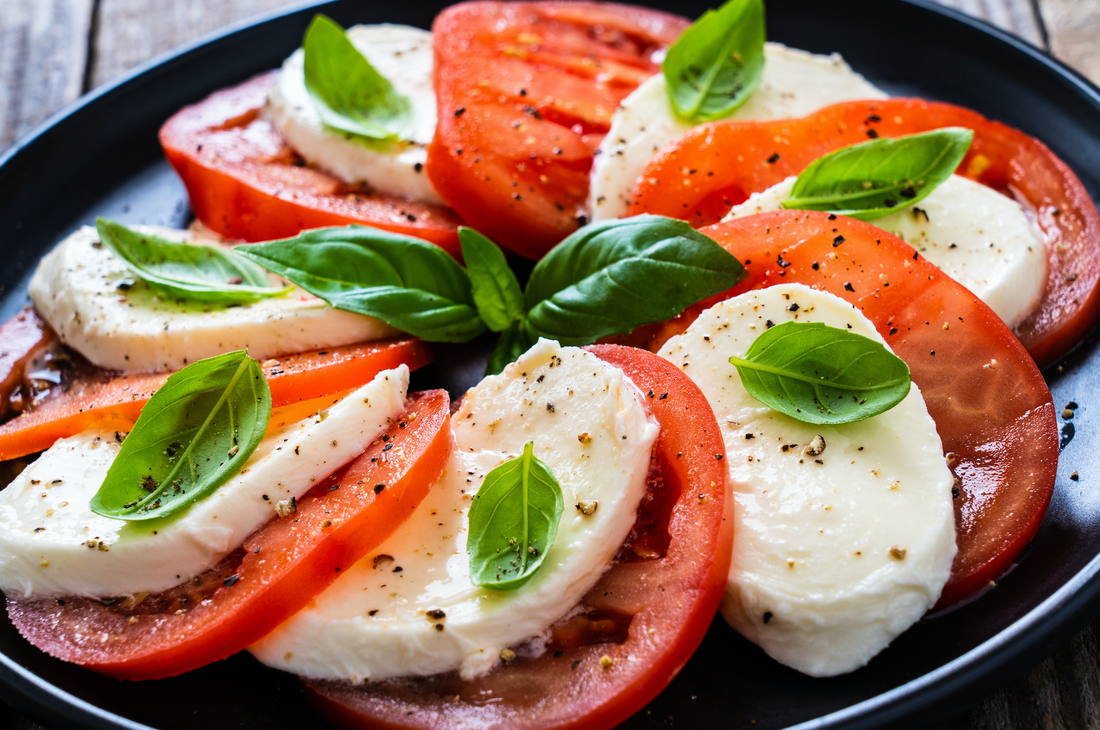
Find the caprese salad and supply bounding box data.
[0,0,1091,727]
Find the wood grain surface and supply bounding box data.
[0,1,1099,729]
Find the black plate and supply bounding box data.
[1,1,1099,728]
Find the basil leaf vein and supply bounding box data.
[662,0,766,122]
[460,227,526,332]
[782,128,975,220]
[96,218,291,304]
[234,227,485,343]
[90,350,272,521]
[728,321,911,424]
[467,441,564,590]
[303,14,414,141]
[523,215,746,345]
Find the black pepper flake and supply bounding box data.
[1071,471,1080,481]
[889,327,898,335]
[833,235,845,247]
[812,261,820,271]
[912,251,919,261]
[374,483,386,494]
[659,393,668,400]
[866,128,879,139]
[434,623,444,631]
[745,433,755,440]
[223,575,240,587]
[382,443,393,452]
[765,319,775,328]
[766,152,780,164]
[393,566,403,573]
[828,214,837,220]
[952,487,960,499]
[788,303,799,311]
[844,282,855,292]
[454,107,466,117]
[715,454,723,460]
[427,609,446,620]
[414,162,423,173]
[776,254,792,268]
[647,390,655,398]
[763,611,773,624]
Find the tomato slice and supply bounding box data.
[626,98,1100,367]
[0,337,432,461]
[159,72,464,256]
[0,309,57,420]
[7,389,452,680]
[427,1,687,259]
[623,210,1058,608]
[303,345,732,730]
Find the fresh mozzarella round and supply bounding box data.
[266,24,442,205]
[589,43,888,220]
[658,284,955,677]
[0,367,409,598]
[250,340,658,682]
[29,226,395,372]
[723,175,1047,328]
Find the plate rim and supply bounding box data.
[2,1,1100,729]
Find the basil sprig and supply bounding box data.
[236,216,744,374]
[729,321,910,425]
[467,442,564,591]
[96,218,291,304]
[782,128,975,220]
[303,14,413,141]
[235,227,486,343]
[90,351,272,521]
[662,0,766,123]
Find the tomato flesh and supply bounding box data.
[304,345,732,730]
[427,2,687,259]
[621,211,1058,607]
[7,389,452,680]
[626,98,1100,367]
[159,72,464,256]
[0,337,432,461]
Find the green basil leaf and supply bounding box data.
[303,14,413,141]
[782,128,975,221]
[728,321,911,425]
[95,218,291,304]
[524,215,746,345]
[485,320,535,376]
[468,441,564,591]
[460,227,525,333]
[662,0,766,122]
[234,226,485,343]
[90,351,271,521]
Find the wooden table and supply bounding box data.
[1,0,1098,728]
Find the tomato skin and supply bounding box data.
[626,210,1058,608]
[428,2,687,259]
[159,72,464,256]
[303,346,732,730]
[0,337,432,461]
[626,98,1100,367]
[7,389,452,680]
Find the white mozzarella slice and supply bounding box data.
[0,367,409,598]
[723,175,1047,327]
[265,24,442,205]
[250,340,658,682]
[589,43,888,221]
[29,226,395,372]
[658,284,955,677]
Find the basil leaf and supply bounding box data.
[485,320,535,376]
[468,441,564,591]
[524,215,746,345]
[460,227,525,333]
[234,227,485,343]
[303,14,413,141]
[96,218,291,304]
[90,351,271,521]
[662,0,766,122]
[782,128,974,221]
[728,321,910,425]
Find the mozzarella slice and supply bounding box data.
[0,367,409,598]
[658,284,955,677]
[265,24,442,205]
[723,175,1047,327]
[589,43,888,221]
[29,226,395,372]
[250,340,658,682]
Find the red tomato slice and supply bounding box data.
[159,72,464,257]
[7,389,452,680]
[303,345,732,730]
[626,98,1100,368]
[0,337,432,461]
[427,1,688,259]
[623,211,1058,608]
[0,309,56,420]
